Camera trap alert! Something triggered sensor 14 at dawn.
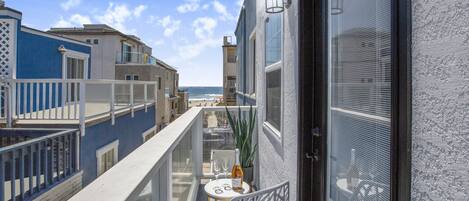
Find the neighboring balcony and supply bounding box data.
[0,79,158,134]
[116,52,157,65]
[69,106,257,201]
[0,128,80,201]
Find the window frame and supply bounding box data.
[142,126,157,143]
[262,12,284,141]
[96,140,119,176]
[62,49,89,80]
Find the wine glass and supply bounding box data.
[213,160,221,180]
[222,159,229,178]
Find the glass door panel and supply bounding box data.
[327,0,392,200]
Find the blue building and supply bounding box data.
[234,0,257,106]
[0,4,158,201]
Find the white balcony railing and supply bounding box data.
[0,79,158,135]
[69,106,257,201]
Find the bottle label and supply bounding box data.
[232,178,242,187]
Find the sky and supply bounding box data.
[7,0,243,86]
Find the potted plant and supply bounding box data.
[225,105,257,184]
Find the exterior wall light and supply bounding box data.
[265,0,292,13]
[58,45,67,54]
[331,0,344,15]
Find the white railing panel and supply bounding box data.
[0,79,157,125]
[69,107,203,201]
[69,106,256,201]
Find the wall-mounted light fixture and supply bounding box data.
[331,0,344,15]
[58,45,67,54]
[265,0,292,14]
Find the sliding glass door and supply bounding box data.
[327,0,392,200]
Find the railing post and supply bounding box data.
[6,82,13,127]
[144,84,148,112]
[75,131,80,172]
[79,81,86,136]
[151,154,172,201]
[110,83,115,125]
[192,110,204,178]
[130,82,134,118]
[10,81,16,126]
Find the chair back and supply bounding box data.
[210,149,235,173]
[350,180,389,201]
[231,181,289,201]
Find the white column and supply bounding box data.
[79,81,86,136]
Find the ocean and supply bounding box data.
[179,86,223,101]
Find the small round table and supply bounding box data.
[204,179,250,201]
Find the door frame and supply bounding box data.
[297,0,412,200]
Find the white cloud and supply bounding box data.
[237,0,244,7]
[61,0,81,11]
[94,3,146,34]
[177,0,200,13]
[53,14,91,27]
[133,5,147,18]
[158,16,181,37]
[212,0,235,21]
[192,17,217,39]
[176,37,219,60]
[202,4,210,10]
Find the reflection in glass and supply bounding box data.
[266,70,281,130]
[172,130,193,200]
[328,0,392,200]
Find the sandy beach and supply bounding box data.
[188,97,223,108]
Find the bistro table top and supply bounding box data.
[204,179,250,200]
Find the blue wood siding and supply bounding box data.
[16,30,91,79]
[80,106,156,186]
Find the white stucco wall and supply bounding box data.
[255,0,299,200]
[411,0,469,200]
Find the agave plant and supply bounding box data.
[225,105,257,168]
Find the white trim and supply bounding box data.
[0,19,17,79]
[62,49,90,79]
[142,126,157,142]
[248,31,257,95]
[0,10,22,20]
[21,26,92,47]
[96,140,119,176]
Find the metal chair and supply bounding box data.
[230,181,289,201]
[350,180,389,201]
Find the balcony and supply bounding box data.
[0,79,157,134]
[69,106,257,201]
[116,52,157,65]
[0,128,80,201]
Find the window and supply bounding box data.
[142,126,157,142]
[93,39,99,44]
[125,74,139,80]
[249,35,257,95]
[327,0,393,200]
[265,14,282,66]
[227,48,237,63]
[67,58,85,79]
[123,43,132,63]
[266,70,281,130]
[86,39,91,44]
[264,13,282,132]
[96,140,119,176]
[158,77,162,90]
